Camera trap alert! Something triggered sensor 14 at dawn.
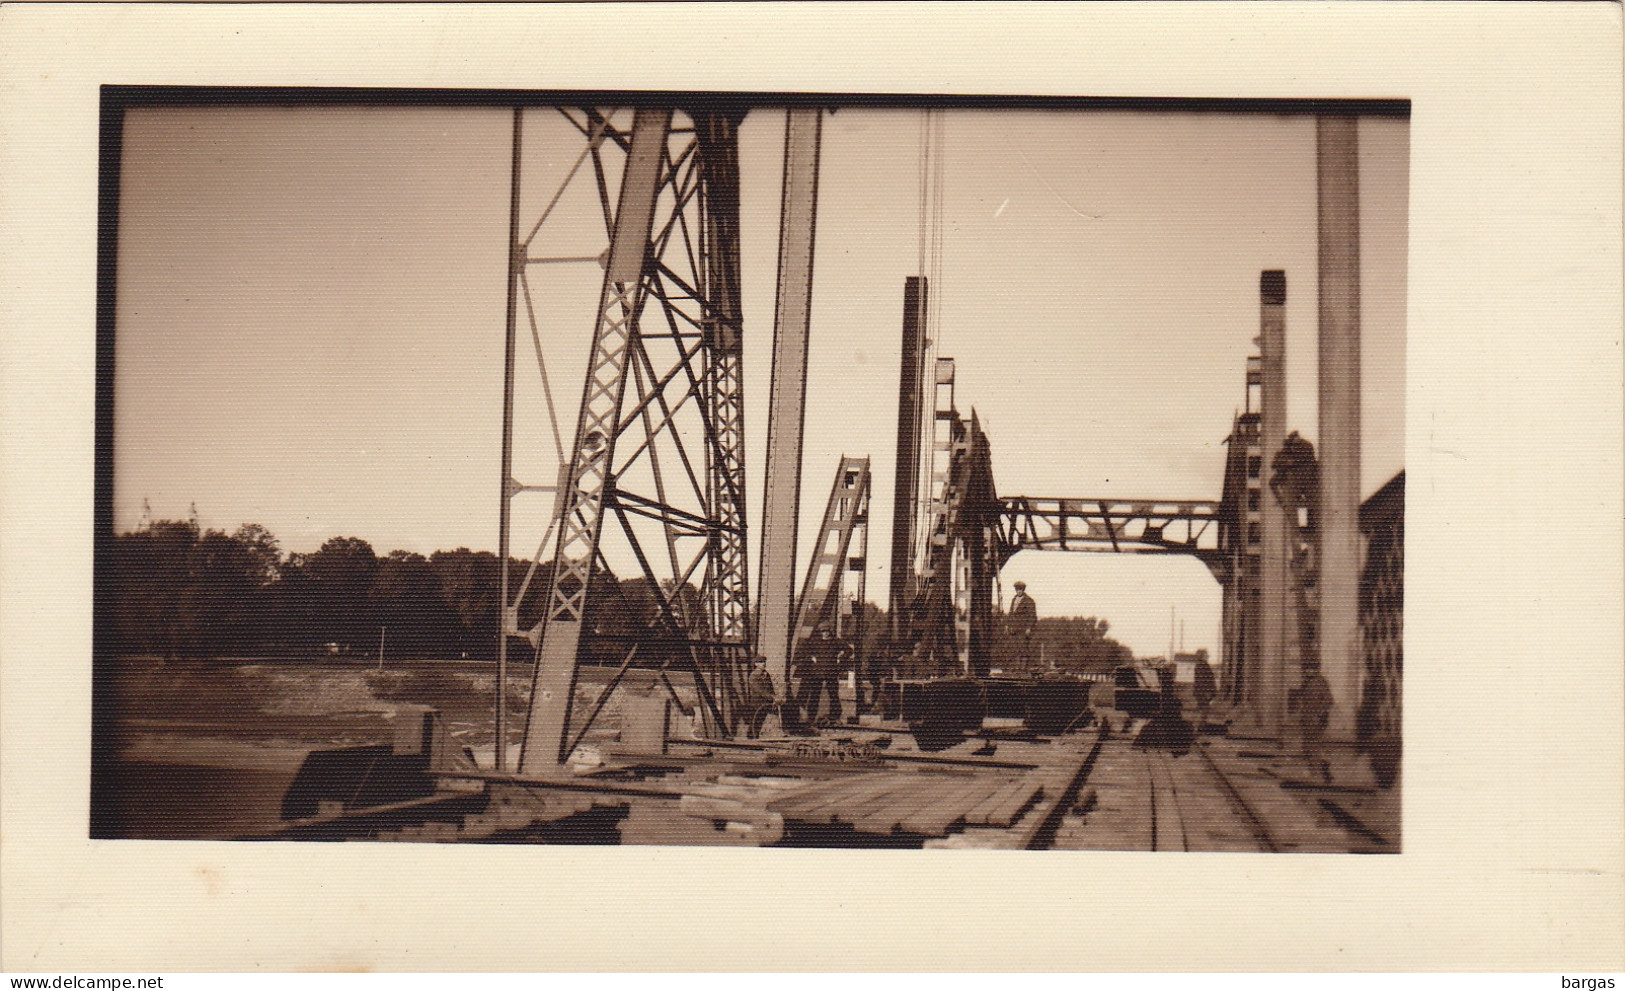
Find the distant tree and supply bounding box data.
[600,576,657,631]
[271,550,320,651]
[108,519,200,659]
[369,550,458,658]
[306,536,379,587]
[188,527,272,655]
[429,549,501,659]
[663,579,708,634]
[227,523,284,652]
[106,518,285,658]
[231,523,282,585]
[303,536,380,651]
[102,514,752,664]
[995,613,1132,675]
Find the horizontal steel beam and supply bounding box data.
[998,496,1222,558]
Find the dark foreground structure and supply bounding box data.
[249,701,1395,851]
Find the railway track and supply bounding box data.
[1189,741,1279,852]
[1053,732,1394,853]
[1127,741,1279,852]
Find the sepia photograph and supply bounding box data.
[4,1,1620,975]
[95,91,1407,852]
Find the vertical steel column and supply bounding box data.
[1317,116,1362,742]
[495,108,524,772]
[519,109,673,773]
[1257,270,1291,738]
[696,112,752,651]
[756,108,823,698]
[889,276,929,639]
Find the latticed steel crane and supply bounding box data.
[496,106,758,773]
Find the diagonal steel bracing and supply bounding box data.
[995,498,1222,564]
[497,107,754,774]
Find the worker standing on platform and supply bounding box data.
[859,636,895,718]
[899,640,929,679]
[794,624,849,729]
[1008,581,1038,670]
[1193,652,1218,731]
[1295,666,1335,783]
[741,656,778,739]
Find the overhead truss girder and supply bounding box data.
[996,497,1222,564]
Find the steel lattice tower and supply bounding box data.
[495,106,752,773]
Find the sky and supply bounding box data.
[113,102,1406,657]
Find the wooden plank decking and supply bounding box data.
[277,720,1397,852]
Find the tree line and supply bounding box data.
[101,518,1133,672]
[104,519,645,661]
[993,616,1135,675]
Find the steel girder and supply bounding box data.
[995,497,1222,567]
[755,108,824,698]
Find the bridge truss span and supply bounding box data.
[996,497,1223,567]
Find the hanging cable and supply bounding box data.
[917,109,930,282]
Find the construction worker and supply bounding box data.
[1008,581,1037,635]
[859,639,894,718]
[1008,580,1038,670]
[868,638,909,719]
[1294,665,1335,783]
[794,624,849,729]
[740,655,778,739]
[898,639,930,679]
[1192,652,1218,731]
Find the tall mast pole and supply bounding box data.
[496,107,523,772]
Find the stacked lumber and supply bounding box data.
[766,767,1042,838]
